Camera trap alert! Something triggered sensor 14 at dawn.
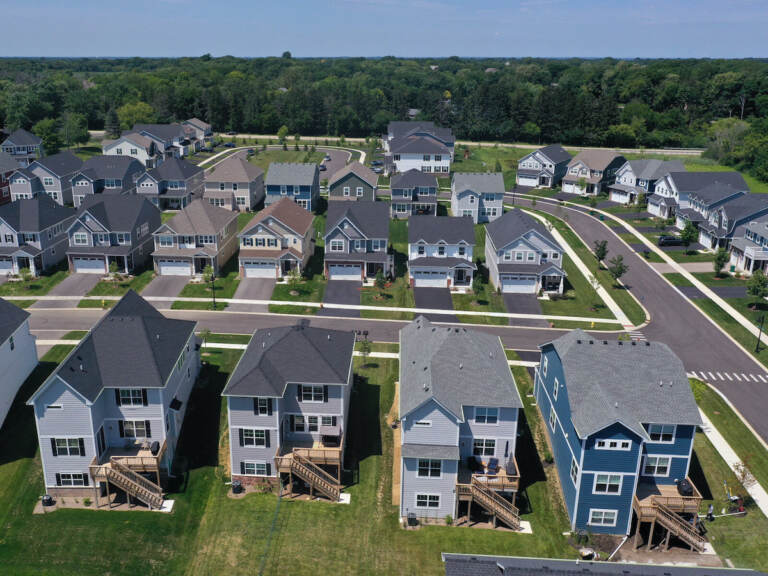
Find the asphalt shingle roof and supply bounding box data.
[0,195,74,232]
[485,209,560,250]
[537,144,572,164]
[399,317,521,421]
[688,182,745,205]
[408,215,475,245]
[0,151,19,174]
[148,157,202,182]
[387,121,454,144]
[75,155,144,180]
[325,201,390,239]
[2,128,41,147]
[133,123,185,141]
[668,171,748,193]
[568,150,624,171]
[328,162,378,188]
[0,297,30,344]
[265,162,317,186]
[34,151,83,177]
[222,325,355,397]
[544,330,701,440]
[452,172,505,195]
[77,195,157,232]
[241,197,314,236]
[389,135,450,155]
[161,199,236,235]
[205,155,263,184]
[627,159,685,180]
[391,169,438,189]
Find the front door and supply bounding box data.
[455,269,466,284]
[16,256,29,271]
[195,257,208,274]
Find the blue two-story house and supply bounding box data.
[264,163,320,213]
[535,330,705,551]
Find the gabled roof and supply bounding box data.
[543,330,701,440]
[161,199,236,235]
[328,162,378,188]
[133,123,184,141]
[537,144,572,164]
[688,182,745,205]
[33,151,83,177]
[104,132,154,151]
[389,135,450,156]
[0,195,74,232]
[0,151,19,174]
[184,117,211,131]
[626,159,685,180]
[31,291,196,403]
[452,172,505,195]
[241,196,314,237]
[265,162,317,186]
[74,155,144,181]
[2,128,41,147]
[567,150,624,171]
[222,325,354,397]
[205,155,263,184]
[387,121,454,144]
[76,195,157,232]
[0,297,30,343]
[408,215,475,245]
[391,169,438,189]
[325,201,389,239]
[667,171,748,193]
[148,157,202,182]
[710,194,768,234]
[486,209,560,250]
[399,317,521,421]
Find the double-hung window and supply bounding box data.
[242,429,266,447]
[472,438,495,457]
[588,509,617,527]
[256,398,270,415]
[293,415,305,432]
[73,233,88,246]
[475,407,498,424]
[343,186,350,197]
[308,416,319,432]
[570,458,579,485]
[58,473,87,486]
[321,416,334,427]
[242,462,268,476]
[119,389,143,406]
[643,456,671,477]
[301,385,324,403]
[594,474,622,494]
[54,438,83,456]
[417,459,441,478]
[647,424,675,443]
[415,494,439,508]
[552,378,559,401]
[356,187,363,197]
[417,245,425,255]
[122,420,149,438]
[458,245,466,256]
[43,177,54,186]
[159,235,174,247]
[329,240,344,252]
[549,405,556,431]
[438,245,445,256]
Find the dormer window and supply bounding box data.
[438,245,445,256]
[458,245,465,256]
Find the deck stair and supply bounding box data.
[104,459,164,509]
[288,453,341,501]
[652,502,707,552]
[470,477,520,530]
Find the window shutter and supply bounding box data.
[290,415,295,432]
[332,416,337,427]
[239,428,244,447]
[253,398,258,414]
[142,389,148,406]
[118,421,124,437]
[115,389,121,406]
[267,398,273,416]
[50,438,58,457]
[266,462,272,476]
[78,438,85,456]
[145,420,152,438]
[240,462,245,475]
[83,474,89,487]
[55,473,61,486]
[296,385,302,402]
[265,430,270,448]
[323,385,329,403]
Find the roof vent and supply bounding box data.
[431,327,436,332]
[614,402,618,408]
[327,334,331,340]
[645,341,650,346]
[603,340,608,345]
[262,341,266,349]
[576,339,582,344]
[423,381,429,391]
[459,363,463,370]
[489,351,493,358]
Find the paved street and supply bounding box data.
[413,287,458,322]
[31,274,101,309]
[228,278,275,312]
[318,148,351,181]
[318,280,361,318]
[503,294,548,327]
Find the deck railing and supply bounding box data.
[635,478,702,515]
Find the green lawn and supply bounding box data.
[452,283,507,325]
[62,330,88,340]
[664,272,747,288]
[313,214,327,247]
[269,252,326,315]
[77,270,155,308]
[666,250,716,264]
[172,260,240,311]
[0,270,68,297]
[237,212,253,232]
[201,332,253,345]
[539,255,615,326]
[691,297,768,367]
[360,277,415,320]
[247,149,325,174]
[474,224,486,265]
[451,145,537,189]
[354,341,399,353]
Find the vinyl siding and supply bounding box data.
[458,406,518,462]
[0,320,37,427]
[229,395,279,478]
[574,469,635,534]
[328,173,375,202]
[401,399,458,445]
[400,457,458,519]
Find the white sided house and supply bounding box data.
[608,159,684,205]
[516,144,571,189]
[383,121,454,175]
[730,215,768,275]
[0,298,37,429]
[102,133,160,169]
[407,215,476,288]
[648,171,748,221]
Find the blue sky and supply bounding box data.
[3,0,767,58]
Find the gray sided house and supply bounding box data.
[562,150,626,196]
[696,193,768,251]
[26,291,200,507]
[324,201,392,281]
[649,171,748,220]
[264,162,320,212]
[390,169,439,219]
[1,128,44,167]
[450,172,505,224]
[675,181,747,232]
[222,325,355,494]
[101,132,160,169]
[730,215,768,275]
[152,199,238,276]
[0,195,75,276]
[0,150,18,205]
[327,162,379,202]
[9,151,84,205]
[408,215,475,288]
[0,298,38,429]
[135,157,203,210]
[399,317,523,527]
[485,209,566,294]
[133,123,188,160]
[182,118,213,151]
[516,144,572,188]
[204,154,265,211]
[608,159,685,205]
[66,195,161,275]
[70,155,146,207]
[238,197,315,279]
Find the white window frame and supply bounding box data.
[58,472,87,487]
[541,355,548,377]
[595,439,631,451]
[570,458,579,486]
[472,438,495,457]
[54,438,83,456]
[588,509,618,527]
[593,473,623,494]
[356,186,363,197]
[242,461,269,476]
[119,389,143,407]
[642,455,671,477]
[417,459,442,478]
[415,493,440,509]
[552,378,559,401]
[329,240,344,252]
[257,398,270,415]
[549,405,556,431]
[474,407,498,425]
[343,186,350,197]
[242,428,266,447]
[122,420,149,438]
[413,420,431,428]
[647,424,676,444]
[73,233,88,246]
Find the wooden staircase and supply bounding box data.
[288,453,341,501]
[104,459,164,510]
[653,502,707,552]
[469,478,520,530]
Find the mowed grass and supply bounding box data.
[78,269,155,308]
[172,260,240,311]
[451,145,537,189]
[246,148,324,174]
[269,249,327,315]
[360,277,415,320]
[0,269,68,297]
[452,283,507,325]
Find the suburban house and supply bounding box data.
[729,215,768,275]
[327,162,378,202]
[485,209,565,294]
[132,123,188,160]
[534,330,705,550]
[135,158,203,210]
[675,180,748,232]
[182,118,214,151]
[608,159,685,205]
[0,195,75,276]
[238,197,315,279]
[26,290,200,509]
[516,144,572,188]
[66,195,161,275]
[264,163,320,212]
[390,169,439,218]
[222,324,354,498]
[1,128,44,167]
[203,154,264,211]
[101,133,160,168]
[70,155,146,207]
[9,151,84,205]
[648,171,748,220]
[450,172,505,224]
[383,121,454,175]
[561,151,625,195]
[695,194,768,251]
[407,215,475,288]
[0,150,17,206]
[398,316,523,528]
[323,201,392,281]
[0,298,37,429]
[151,199,238,276]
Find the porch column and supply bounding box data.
[558,275,564,294]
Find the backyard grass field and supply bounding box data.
[246,149,325,173]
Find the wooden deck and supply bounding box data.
[634,479,702,518]
[91,440,167,478]
[457,454,520,496]
[278,437,343,467]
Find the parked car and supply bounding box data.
[324,154,331,161]
[226,131,237,135]
[658,235,683,246]
[247,148,255,156]
[223,142,236,148]
[318,164,327,171]
[371,160,383,166]
[372,167,383,174]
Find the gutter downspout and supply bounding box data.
[607,535,628,561]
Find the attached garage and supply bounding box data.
[413,270,449,288]
[517,175,539,187]
[329,264,362,281]
[0,258,12,275]
[242,260,277,278]
[72,256,106,274]
[158,259,192,276]
[501,274,538,294]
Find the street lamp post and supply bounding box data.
[756,314,765,353]
[211,269,217,311]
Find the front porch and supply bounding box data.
[0,251,43,277]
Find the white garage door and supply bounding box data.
[517,175,538,187]
[0,259,12,275]
[73,257,106,274]
[501,274,537,293]
[243,260,276,278]
[158,259,192,276]
[413,270,448,288]
[329,264,361,281]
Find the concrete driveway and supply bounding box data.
[229,278,276,312]
[31,273,102,309]
[413,287,457,322]
[503,293,549,327]
[142,276,189,299]
[319,280,361,318]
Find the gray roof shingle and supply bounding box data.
[133,123,184,141]
[0,195,74,232]
[205,155,263,184]
[148,157,202,182]
[627,159,685,180]
[537,144,572,164]
[2,128,42,147]
[668,171,748,193]
[265,162,318,187]
[486,209,560,250]
[328,162,378,188]
[34,151,83,177]
[408,215,475,244]
[568,150,624,171]
[387,121,454,144]
[325,201,390,239]
[391,169,438,189]
[452,172,505,195]
[399,317,521,421]
[0,151,19,174]
[77,195,158,232]
[0,297,30,344]
[75,155,144,181]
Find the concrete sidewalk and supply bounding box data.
[650,261,717,274]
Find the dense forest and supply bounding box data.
[0,55,766,180]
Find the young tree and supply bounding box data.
[108,260,119,278]
[60,112,89,149]
[277,125,289,144]
[713,248,730,277]
[679,222,698,254]
[104,108,120,138]
[494,159,502,172]
[287,267,301,292]
[202,265,215,286]
[199,327,212,349]
[588,195,598,209]
[374,269,386,297]
[116,101,155,130]
[593,239,609,263]
[747,270,768,309]
[32,118,61,155]
[359,336,371,368]
[18,267,32,285]
[607,255,629,285]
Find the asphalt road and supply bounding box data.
[318,148,351,181]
